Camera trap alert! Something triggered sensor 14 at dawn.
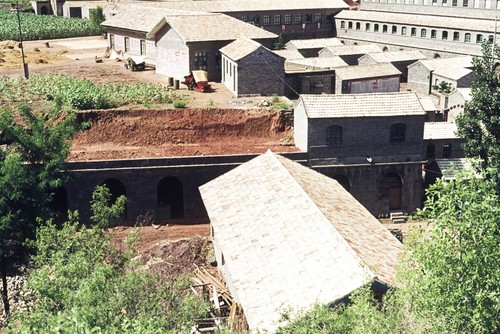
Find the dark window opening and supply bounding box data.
[157,176,184,219]
[443,144,452,158]
[426,143,436,158]
[326,125,342,145]
[390,123,406,143]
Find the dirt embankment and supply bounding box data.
[70,108,297,161]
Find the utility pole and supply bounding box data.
[15,1,29,79]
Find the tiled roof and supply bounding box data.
[285,56,348,71]
[336,10,497,31]
[101,6,172,33]
[199,151,402,333]
[64,1,108,8]
[300,92,425,118]
[419,98,438,112]
[413,56,474,80]
[435,158,474,181]
[286,37,343,50]
[424,122,459,140]
[164,13,277,42]
[220,37,264,61]
[334,63,401,79]
[320,44,383,56]
[434,66,473,81]
[139,0,349,13]
[360,50,427,63]
[273,49,305,60]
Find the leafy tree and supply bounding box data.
[89,6,106,34]
[273,34,285,50]
[7,187,206,333]
[456,42,500,192]
[0,105,79,319]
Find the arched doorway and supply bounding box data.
[101,178,127,204]
[40,5,48,15]
[157,177,184,219]
[332,175,351,192]
[379,173,402,210]
[49,186,68,223]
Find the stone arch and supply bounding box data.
[332,174,351,192]
[101,178,127,203]
[157,176,184,219]
[40,5,48,15]
[433,53,441,58]
[379,172,402,211]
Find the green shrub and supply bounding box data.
[173,99,188,108]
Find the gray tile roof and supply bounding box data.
[285,56,348,71]
[300,92,425,118]
[101,6,172,33]
[336,10,497,31]
[220,37,264,61]
[424,122,459,140]
[419,98,438,112]
[435,158,474,181]
[199,151,402,333]
[412,56,474,80]
[335,63,401,79]
[285,37,343,50]
[360,50,427,63]
[273,49,305,60]
[320,44,383,56]
[139,0,349,13]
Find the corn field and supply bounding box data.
[0,8,101,41]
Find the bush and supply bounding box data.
[173,99,188,108]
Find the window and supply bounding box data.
[443,0,448,4]
[124,37,130,52]
[348,21,353,29]
[453,31,460,41]
[356,22,361,30]
[109,34,115,48]
[452,0,457,5]
[465,33,471,42]
[463,0,468,6]
[432,0,437,3]
[215,51,221,71]
[489,35,494,43]
[476,34,483,43]
[426,143,436,158]
[411,27,417,36]
[253,15,260,24]
[365,23,371,31]
[340,20,345,29]
[194,51,208,70]
[305,14,312,23]
[401,26,407,35]
[326,125,342,145]
[273,14,281,25]
[442,31,448,40]
[383,24,388,33]
[263,15,270,26]
[374,23,379,32]
[284,14,292,24]
[390,123,406,143]
[431,30,437,39]
[421,29,427,38]
[392,25,397,34]
[241,15,248,22]
[294,13,302,24]
[140,40,146,56]
[315,13,322,22]
[442,144,452,158]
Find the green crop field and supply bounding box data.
[0,8,101,41]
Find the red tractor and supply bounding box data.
[182,70,212,92]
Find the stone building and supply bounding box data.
[200,150,402,333]
[220,38,285,97]
[357,50,427,82]
[102,7,277,82]
[334,63,401,94]
[294,92,426,215]
[440,87,471,122]
[407,56,474,94]
[318,44,383,65]
[285,37,343,57]
[335,1,499,58]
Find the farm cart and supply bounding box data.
[182,70,212,92]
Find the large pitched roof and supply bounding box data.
[336,10,497,31]
[199,151,402,333]
[411,56,474,80]
[360,50,427,63]
[334,63,401,79]
[299,92,425,118]
[220,37,277,61]
[140,0,348,13]
[101,6,173,33]
[285,56,348,72]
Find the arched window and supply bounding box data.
[390,123,406,143]
[356,22,361,30]
[157,176,184,218]
[392,25,397,34]
[348,21,353,29]
[340,21,346,29]
[476,34,483,44]
[411,27,417,36]
[101,178,127,222]
[431,29,437,39]
[465,33,471,42]
[401,26,407,35]
[374,23,379,32]
[365,23,371,31]
[40,5,48,15]
[442,31,448,40]
[326,125,342,145]
[453,31,460,41]
[421,29,427,38]
[383,24,388,33]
